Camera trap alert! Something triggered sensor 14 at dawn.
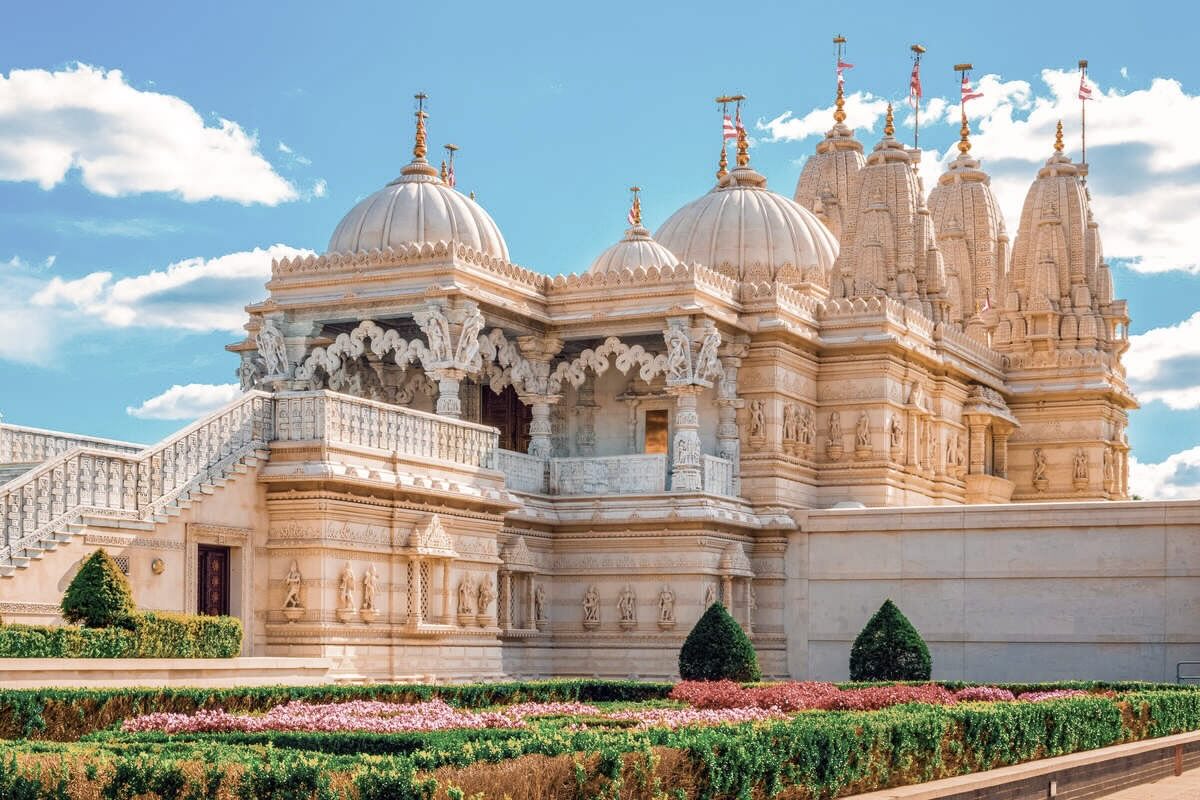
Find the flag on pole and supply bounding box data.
[722,113,737,140]
[446,161,456,188]
[1078,73,1093,101]
[735,106,745,137]
[909,61,922,106]
[837,59,854,86]
[627,206,637,226]
[961,74,983,103]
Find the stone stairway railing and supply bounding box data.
[0,392,274,568]
[0,423,143,464]
[273,390,499,470]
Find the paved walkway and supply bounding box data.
[1100,767,1200,799]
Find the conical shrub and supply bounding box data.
[849,599,931,681]
[61,549,135,628]
[678,602,761,681]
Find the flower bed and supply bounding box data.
[668,679,1028,711]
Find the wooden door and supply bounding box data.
[197,545,230,617]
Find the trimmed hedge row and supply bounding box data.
[0,612,242,660]
[7,691,1200,799]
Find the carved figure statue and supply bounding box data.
[477,577,495,615]
[693,326,722,382]
[338,562,356,612]
[801,407,815,445]
[415,306,452,362]
[663,326,691,381]
[855,412,871,448]
[957,433,967,469]
[256,319,290,377]
[1103,448,1116,485]
[748,399,766,439]
[283,561,303,609]
[828,411,842,442]
[946,434,958,466]
[1033,448,1048,483]
[455,307,485,365]
[582,585,600,623]
[889,416,904,449]
[534,583,547,621]
[617,585,637,623]
[1073,448,1089,481]
[782,404,798,443]
[458,576,475,615]
[361,564,378,611]
[908,381,925,409]
[237,357,265,391]
[658,585,676,624]
[703,583,717,608]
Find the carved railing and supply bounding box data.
[702,454,736,497]
[0,392,273,563]
[498,449,548,494]
[273,391,498,471]
[549,455,667,495]
[0,424,142,464]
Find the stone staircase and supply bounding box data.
[0,392,274,578]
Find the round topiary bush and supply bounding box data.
[61,549,136,628]
[849,598,931,681]
[678,602,761,681]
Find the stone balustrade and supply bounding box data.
[549,454,667,495]
[0,424,142,464]
[497,449,548,493]
[273,391,499,471]
[702,454,736,497]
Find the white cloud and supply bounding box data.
[1121,67,1129,80]
[126,383,241,420]
[1125,311,1200,410]
[31,244,312,335]
[0,64,297,204]
[759,91,891,142]
[1129,445,1200,500]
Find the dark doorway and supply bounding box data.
[480,385,532,453]
[197,545,231,617]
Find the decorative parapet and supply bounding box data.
[497,449,548,494]
[702,454,736,497]
[549,454,667,495]
[933,322,1005,372]
[546,262,739,301]
[0,424,142,464]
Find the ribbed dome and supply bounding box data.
[589,225,679,273]
[654,165,838,285]
[326,161,509,260]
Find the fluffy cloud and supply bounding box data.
[1125,311,1200,410]
[126,383,241,420]
[1129,446,1200,500]
[0,64,298,204]
[31,244,313,335]
[761,68,1200,274]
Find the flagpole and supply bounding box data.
[911,44,926,149]
[715,95,734,179]
[1079,59,1089,166]
[955,63,973,153]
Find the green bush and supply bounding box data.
[678,602,761,682]
[850,599,932,681]
[0,613,242,660]
[61,549,136,628]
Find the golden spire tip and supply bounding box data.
[717,143,728,180]
[958,110,971,154]
[1054,119,1064,153]
[884,103,895,138]
[628,185,642,227]
[412,92,428,161]
[735,100,750,168]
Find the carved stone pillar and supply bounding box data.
[575,378,597,456]
[431,368,466,419]
[668,385,704,492]
[439,560,452,624]
[516,336,565,459]
[523,397,560,459]
[965,416,989,476]
[721,574,733,608]
[499,570,512,630]
[527,577,536,631]
[743,578,754,636]
[407,558,423,627]
[991,423,1012,479]
[717,343,747,494]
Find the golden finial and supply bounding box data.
[628,186,642,226]
[717,144,728,180]
[1054,119,1064,153]
[884,103,895,138]
[733,95,749,167]
[958,111,971,154]
[833,35,847,124]
[412,92,428,161]
[439,160,448,181]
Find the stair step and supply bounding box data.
[79,516,155,532]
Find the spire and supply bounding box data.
[833,35,849,124]
[1054,119,1065,153]
[717,143,728,180]
[412,92,428,161]
[958,111,971,154]
[884,103,895,138]
[439,160,448,181]
[736,112,750,167]
[627,185,642,227]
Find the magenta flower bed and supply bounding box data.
[606,706,790,730]
[1017,690,1090,702]
[669,681,1045,712]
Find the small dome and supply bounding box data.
[655,165,838,285]
[589,224,679,273]
[327,161,509,259]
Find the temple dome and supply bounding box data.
[589,224,679,273]
[654,165,838,285]
[326,160,508,260]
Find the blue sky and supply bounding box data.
[1,0,1197,497]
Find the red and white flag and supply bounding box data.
[1078,73,1093,101]
[961,74,983,103]
[909,61,922,105]
[722,113,737,140]
[837,59,854,86]
[446,161,456,188]
[735,107,745,137]
[626,207,637,226]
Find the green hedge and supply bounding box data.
[0,612,242,660]
[7,692,1200,799]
